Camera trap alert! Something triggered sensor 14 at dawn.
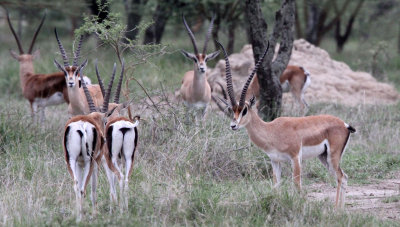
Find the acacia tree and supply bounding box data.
[245,0,295,121]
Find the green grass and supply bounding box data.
[1,12,400,226]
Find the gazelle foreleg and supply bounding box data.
[271,160,282,187]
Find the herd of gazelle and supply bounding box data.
[5,9,355,219]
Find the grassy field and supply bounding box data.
[1,13,400,226]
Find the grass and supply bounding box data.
[1,12,400,226]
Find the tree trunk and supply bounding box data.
[143,1,172,44]
[227,22,236,54]
[334,0,364,52]
[125,0,142,41]
[305,2,319,45]
[398,23,400,54]
[245,0,295,121]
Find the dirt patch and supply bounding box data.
[208,39,399,106]
[307,178,400,221]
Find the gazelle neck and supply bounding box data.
[68,84,89,115]
[244,108,272,150]
[192,66,207,96]
[18,58,35,91]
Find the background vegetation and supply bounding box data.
[0,0,399,225]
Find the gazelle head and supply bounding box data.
[215,40,269,130]
[6,8,45,62]
[180,15,220,74]
[53,28,85,88]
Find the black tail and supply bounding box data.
[347,125,356,133]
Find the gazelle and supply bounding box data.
[62,59,132,220]
[217,41,355,208]
[93,60,140,210]
[248,66,311,109]
[6,9,69,124]
[53,28,103,116]
[180,15,220,121]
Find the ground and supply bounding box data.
[308,171,400,221]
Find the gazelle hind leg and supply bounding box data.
[91,162,98,215]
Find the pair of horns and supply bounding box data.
[54,28,83,67]
[83,59,125,114]
[216,40,270,108]
[5,8,46,54]
[182,14,215,55]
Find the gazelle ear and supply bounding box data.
[32,49,40,59]
[205,50,220,62]
[180,50,197,61]
[9,50,19,60]
[249,95,256,108]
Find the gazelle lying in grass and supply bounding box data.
[6,9,69,124]
[180,15,220,122]
[217,41,355,208]
[54,29,103,116]
[248,65,311,110]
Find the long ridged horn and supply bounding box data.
[28,11,46,54]
[114,59,124,104]
[182,15,199,55]
[72,35,83,67]
[239,41,270,108]
[94,59,105,97]
[202,14,215,55]
[216,40,237,108]
[102,63,117,113]
[79,59,96,113]
[5,8,24,54]
[54,28,69,67]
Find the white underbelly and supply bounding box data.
[184,101,208,109]
[302,139,328,160]
[266,149,291,162]
[34,92,65,107]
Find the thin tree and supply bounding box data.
[245,0,295,120]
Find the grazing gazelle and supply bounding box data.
[248,65,311,109]
[6,9,69,123]
[53,29,104,116]
[180,15,220,121]
[217,41,355,208]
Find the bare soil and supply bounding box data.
[307,177,400,221]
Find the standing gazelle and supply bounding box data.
[180,15,220,121]
[94,60,140,210]
[217,41,355,208]
[63,59,132,220]
[6,9,69,124]
[53,29,104,116]
[248,65,311,110]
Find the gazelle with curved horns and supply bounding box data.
[180,15,220,121]
[62,60,131,220]
[53,28,103,116]
[217,41,356,208]
[93,60,140,210]
[6,9,69,124]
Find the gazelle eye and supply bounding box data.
[242,107,247,116]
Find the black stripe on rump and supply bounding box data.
[77,130,84,157]
[107,125,114,160]
[133,127,138,162]
[92,127,97,160]
[64,126,71,161]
